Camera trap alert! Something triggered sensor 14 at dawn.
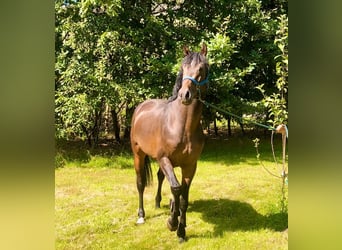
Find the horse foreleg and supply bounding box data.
[177,164,197,241]
[178,185,189,240]
[155,168,165,208]
[158,157,181,231]
[168,185,182,231]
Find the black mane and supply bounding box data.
[168,70,183,102]
[168,52,209,102]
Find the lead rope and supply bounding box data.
[199,98,276,131]
[199,96,288,181]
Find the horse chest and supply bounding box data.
[164,131,204,166]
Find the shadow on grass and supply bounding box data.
[200,135,284,167]
[188,198,287,237]
[56,133,284,169]
[55,139,133,169]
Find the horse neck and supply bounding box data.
[170,99,203,134]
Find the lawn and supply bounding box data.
[55,133,288,249]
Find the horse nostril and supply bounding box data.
[185,90,191,100]
[179,89,192,104]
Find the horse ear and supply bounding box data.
[201,43,207,56]
[183,45,190,56]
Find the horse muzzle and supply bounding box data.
[179,89,192,105]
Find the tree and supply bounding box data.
[257,14,288,128]
[55,0,288,144]
[55,0,122,145]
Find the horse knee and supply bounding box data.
[171,185,182,197]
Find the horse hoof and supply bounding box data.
[167,218,177,231]
[136,217,145,224]
[178,237,185,243]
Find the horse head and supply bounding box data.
[178,43,209,105]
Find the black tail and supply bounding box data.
[143,156,153,187]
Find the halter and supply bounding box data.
[182,72,209,100]
[182,74,209,86]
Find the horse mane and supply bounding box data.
[168,52,209,102]
[168,70,183,102]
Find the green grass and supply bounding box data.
[55,134,288,249]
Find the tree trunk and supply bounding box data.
[81,124,92,147]
[111,109,121,143]
[227,115,232,137]
[239,121,245,135]
[214,118,218,136]
[89,108,103,148]
[124,104,134,139]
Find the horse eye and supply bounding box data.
[199,69,206,78]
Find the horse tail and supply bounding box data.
[143,156,153,187]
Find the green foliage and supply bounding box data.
[55,152,66,169]
[256,14,288,127]
[55,0,288,143]
[253,136,288,213]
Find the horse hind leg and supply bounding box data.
[134,154,152,224]
[155,168,165,208]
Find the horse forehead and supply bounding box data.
[190,59,197,66]
[184,62,205,73]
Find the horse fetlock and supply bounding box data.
[136,217,145,224]
[178,237,186,244]
[177,223,186,239]
[155,195,162,208]
[167,217,178,231]
[138,208,145,218]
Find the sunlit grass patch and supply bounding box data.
[56,135,288,249]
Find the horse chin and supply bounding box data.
[181,99,192,105]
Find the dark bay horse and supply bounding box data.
[130,43,209,241]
